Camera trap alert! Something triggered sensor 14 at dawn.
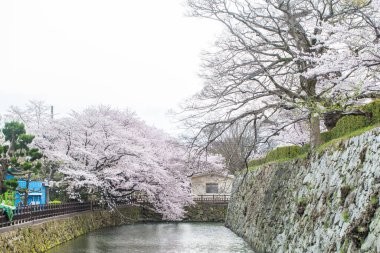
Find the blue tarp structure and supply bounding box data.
[5,175,48,206]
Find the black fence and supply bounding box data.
[0,201,137,228]
[0,195,230,228]
[193,195,230,204]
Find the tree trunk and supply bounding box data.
[24,172,31,206]
[0,168,4,194]
[310,114,322,149]
[0,159,9,194]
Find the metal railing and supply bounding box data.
[0,200,137,228]
[193,194,230,204]
[0,195,230,228]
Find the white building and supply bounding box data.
[190,173,235,196]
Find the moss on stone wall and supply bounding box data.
[184,203,227,222]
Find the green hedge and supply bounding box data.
[321,99,380,143]
[265,145,305,161]
[248,145,309,168]
[362,99,380,124]
[321,115,368,143]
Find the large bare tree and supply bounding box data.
[181,0,380,155]
[208,122,291,172]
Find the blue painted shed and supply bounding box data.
[5,174,49,206]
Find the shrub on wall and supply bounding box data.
[248,145,309,168]
[321,115,368,143]
[265,146,304,161]
[248,157,267,168]
[361,99,380,124]
[321,100,380,142]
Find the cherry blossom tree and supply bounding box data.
[5,100,52,129]
[10,105,225,220]
[181,0,380,155]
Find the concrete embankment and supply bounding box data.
[0,206,145,253]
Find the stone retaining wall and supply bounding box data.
[226,128,380,252]
[185,203,227,222]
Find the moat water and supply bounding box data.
[47,222,254,253]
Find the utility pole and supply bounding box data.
[50,106,54,120]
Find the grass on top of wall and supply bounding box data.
[316,124,378,154]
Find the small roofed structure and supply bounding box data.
[5,174,49,206]
[191,173,234,197]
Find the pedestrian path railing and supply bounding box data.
[0,195,227,228]
[0,200,137,228]
[193,194,230,204]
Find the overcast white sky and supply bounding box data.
[0,0,221,135]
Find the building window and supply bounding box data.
[206,183,218,194]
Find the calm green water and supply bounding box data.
[47,222,254,253]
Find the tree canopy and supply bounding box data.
[181,0,380,156]
[7,102,226,220]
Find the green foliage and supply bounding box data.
[339,114,366,135]
[48,181,70,203]
[2,121,26,143]
[28,148,43,161]
[321,116,368,143]
[340,238,349,253]
[297,196,309,205]
[266,146,304,161]
[342,210,350,222]
[342,0,371,8]
[0,191,16,221]
[322,100,380,143]
[361,99,380,124]
[370,195,378,206]
[0,191,16,206]
[22,161,33,170]
[0,121,43,174]
[50,200,62,204]
[0,145,8,157]
[17,134,35,150]
[248,145,309,168]
[317,125,376,154]
[0,121,45,203]
[3,179,18,191]
[247,157,267,168]
[323,221,330,230]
